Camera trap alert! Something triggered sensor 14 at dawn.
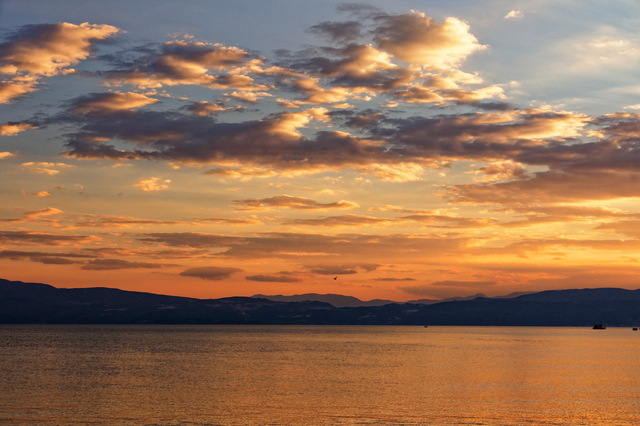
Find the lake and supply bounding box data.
[1,325,639,425]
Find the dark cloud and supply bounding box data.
[336,3,383,17]
[81,259,162,270]
[374,277,416,282]
[180,266,243,280]
[448,170,640,204]
[69,92,159,116]
[140,232,467,260]
[310,266,357,275]
[245,274,301,283]
[60,107,401,171]
[102,40,262,90]
[308,263,379,275]
[0,231,94,245]
[431,280,497,287]
[307,21,363,44]
[0,250,90,264]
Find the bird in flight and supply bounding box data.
[333,276,337,280]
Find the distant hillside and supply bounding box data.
[251,293,395,307]
[253,292,531,307]
[3,278,640,326]
[0,279,333,324]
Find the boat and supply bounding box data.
[593,324,606,329]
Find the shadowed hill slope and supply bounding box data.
[3,278,640,326]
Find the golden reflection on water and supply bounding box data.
[1,325,640,425]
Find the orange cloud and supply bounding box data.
[71,92,159,116]
[0,22,119,102]
[0,77,39,103]
[373,11,485,70]
[233,194,359,210]
[0,121,37,135]
[0,207,62,223]
[133,177,171,192]
[291,214,389,227]
[21,162,73,175]
[105,40,269,91]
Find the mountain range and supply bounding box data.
[250,293,497,307]
[2,278,640,326]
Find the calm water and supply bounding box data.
[1,325,640,425]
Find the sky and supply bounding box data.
[3,0,640,301]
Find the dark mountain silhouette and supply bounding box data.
[406,293,488,305]
[3,278,640,326]
[251,293,396,307]
[252,291,529,306]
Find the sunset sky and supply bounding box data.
[4,0,640,301]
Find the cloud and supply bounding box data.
[104,40,266,91]
[498,205,632,228]
[274,10,501,106]
[504,10,523,20]
[0,121,36,135]
[374,277,416,282]
[63,107,384,171]
[0,78,39,103]
[71,214,184,228]
[226,90,272,103]
[81,258,163,270]
[0,231,94,245]
[233,194,358,210]
[595,220,640,238]
[308,263,379,275]
[291,214,389,227]
[59,103,594,178]
[469,160,529,183]
[0,250,91,265]
[357,163,426,182]
[372,11,485,70]
[183,101,238,116]
[195,217,263,225]
[21,162,73,175]
[70,92,159,116]
[430,280,497,287]
[0,152,15,159]
[449,170,640,204]
[307,20,363,44]
[35,13,571,176]
[290,212,494,228]
[133,177,170,192]
[0,22,119,102]
[180,266,243,280]
[245,274,301,283]
[140,232,468,261]
[0,207,62,223]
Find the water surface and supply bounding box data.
[1,325,639,424]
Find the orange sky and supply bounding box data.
[3,1,640,301]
